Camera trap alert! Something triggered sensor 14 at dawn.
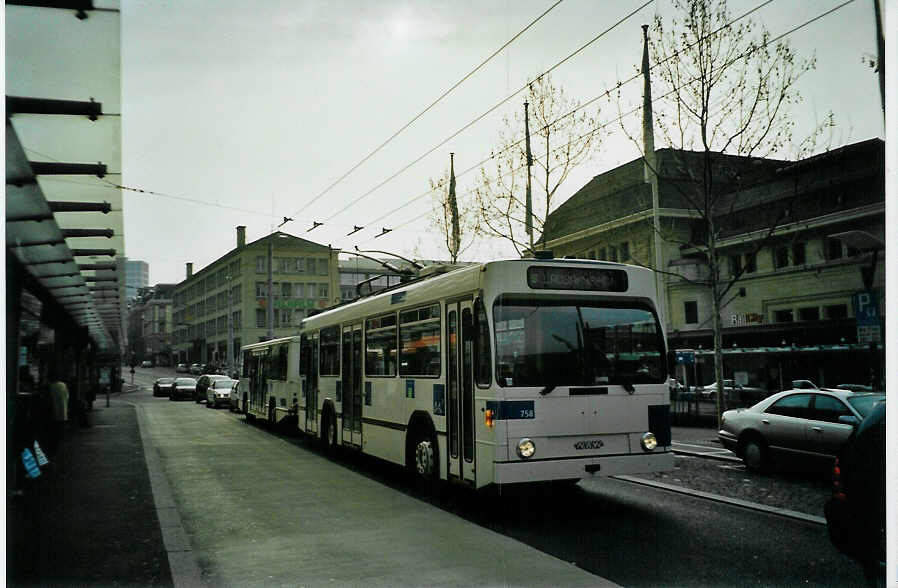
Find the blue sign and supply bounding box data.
[852,291,879,326]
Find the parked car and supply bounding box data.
[189,363,202,375]
[153,377,174,397]
[824,401,885,584]
[206,378,238,408]
[790,379,817,389]
[168,377,198,401]
[834,383,873,392]
[176,363,189,374]
[697,380,766,404]
[718,388,884,472]
[195,374,231,403]
[140,360,153,368]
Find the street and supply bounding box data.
[129,368,866,587]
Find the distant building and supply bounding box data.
[124,258,149,301]
[171,227,340,369]
[540,139,885,389]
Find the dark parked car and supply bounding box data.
[718,388,884,472]
[153,377,174,397]
[825,401,885,585]
[195,374,231,403]
[169,377,197,401]
[189,363,202,375]
[176,363,189,374]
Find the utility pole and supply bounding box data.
[524,101,534,254]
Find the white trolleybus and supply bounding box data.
[239,256,674,488]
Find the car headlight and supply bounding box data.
[516,438,536,459]
[640,432,658,452]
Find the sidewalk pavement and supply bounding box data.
[7,389,174,587]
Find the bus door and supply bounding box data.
[341,324,363,447]
[303,333,319,435]
[447,300,476,484]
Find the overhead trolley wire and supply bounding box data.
[344,0,776,236]
[314,0,655,228]
[347,0,854,251]
[287,0,566,220]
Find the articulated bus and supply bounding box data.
[241,256,674,489]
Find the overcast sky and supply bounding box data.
[121,0,884,285]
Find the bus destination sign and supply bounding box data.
[527,266,628,292]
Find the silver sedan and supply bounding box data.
[718,389,884,471]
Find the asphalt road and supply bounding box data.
[128,368,867,587]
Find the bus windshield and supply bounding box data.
[493,297,665,388]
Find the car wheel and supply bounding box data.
[741,436,769,473]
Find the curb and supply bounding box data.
[614,474,827,526]
[672,448,742,463]
[132,402,205,587]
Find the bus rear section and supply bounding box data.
[484,282,674,485]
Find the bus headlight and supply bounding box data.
[640,432,658,452]
[516,438,536,459]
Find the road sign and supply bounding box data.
[852,291,879,326]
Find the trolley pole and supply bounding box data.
[267,236,274,340]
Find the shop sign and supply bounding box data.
[731,312,763,326]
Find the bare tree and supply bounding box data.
[624,0,833,424]
[474,74,603,256]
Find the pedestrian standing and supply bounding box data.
[47,372,69,456]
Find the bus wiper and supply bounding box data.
[540,384,556,396]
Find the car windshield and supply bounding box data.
[846,394,885,418]
[493,297,665,387]
[175,378,196,385]
[157,378,173,384]
[212,380,236,389]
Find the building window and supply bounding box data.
[729,254,742,276]
[826,239,842,260]
[256,309,266,328]
[774,246,789,269]
[318,259,329,276]
[619,242,629,262]
[598,247,606,261]
[256,256,266,273]
[684,301,698,324]
[792,242,806,265]
[825,304,848,319]
[282,282,292,297]
[744,252,757,274]
[293,283,305,298]
[774,309,793,323]
[608,246,618,263]
[586,250,595,260]
[307,258,316,274]
[255,282,267,297]
[318,284,328,299]
[295,258,306,273]
[798,307,820,321]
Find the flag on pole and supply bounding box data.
[448,153,460,259]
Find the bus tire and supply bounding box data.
[406,416,439,490]
[320,406,337,452]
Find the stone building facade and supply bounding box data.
[540,139,885,390]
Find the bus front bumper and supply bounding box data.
[494,451,675,485]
